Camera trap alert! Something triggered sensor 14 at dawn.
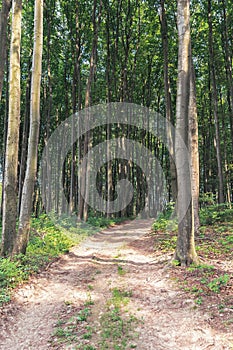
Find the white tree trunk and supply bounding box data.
[13,0,43,255]
[1,0,22,256]
[174,0,198,266]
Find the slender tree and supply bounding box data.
[1,0,22,256]
[174,0,198,266]
[159,0,177,202]
[79,0,102,221]
[189,56,200,235]
[0,0,12,101]
[13,0,43,255]
[208,0,224,204]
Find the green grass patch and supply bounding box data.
[0,214,128,306]
[0,216,74,305]
[99,287,139,350]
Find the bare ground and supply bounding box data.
[0,219,232,349]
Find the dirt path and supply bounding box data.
[0,219,232,349]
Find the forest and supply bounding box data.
[0,0,233,348]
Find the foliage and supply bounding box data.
[200,204,233,225]
[169,209,233,327]
[0,214,133,306]
[152,204,177,233]
[0,215,74,305]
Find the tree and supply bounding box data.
[0,0,12,101]
[79,0,102,221]
[1,0,22,256]
[189,56,200,235]
[159,0,177,202]
[13,0,43,255]
[207,0,224,204]
[174,0,198,266]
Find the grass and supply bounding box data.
[161,203,233,329]
[50,302,94,348]
[99,287,138,350]
[0,216,74,304]
[50,286,139,349]
[0,214,127,306]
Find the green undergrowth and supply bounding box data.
[162,203,233,328]
[0,216,75,304]
[200,203,233,226]
[152,203,233,257]
[152,203,177,233]
[0,214,127,305]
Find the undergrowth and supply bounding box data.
[157,203,233,329]
[0,214,127,305]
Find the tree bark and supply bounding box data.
[13,0,43,255]
[0,0,12,101]
[1,0,22,256]
[189,56,200,235]
[220,0,233,156]
[79,0,102,221]
[208,0,224,204]
[159,0,177,203]
[18,68,31,214]
[174,0,198,266]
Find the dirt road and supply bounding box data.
[0,219,232,349]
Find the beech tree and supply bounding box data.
[1,0,22,256]
[174,0,198,266]
[13,0,43,255]
[0,0,12,101]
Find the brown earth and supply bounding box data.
[0,219,232,349]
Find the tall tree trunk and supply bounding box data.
[174,0,198,266]
[1,0,22,256]
[79,0,102,221]
[18,68,31,214]
[208,0,224,204]
[70,2,81,214]
[43,1,54,213]
[0,39,9,219]
[189,56,200,235]
[0,0,12,101]
[13,0,43,255]
[221,0,233,156]
[159,0,177,202]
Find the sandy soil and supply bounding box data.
[0,219,232,349]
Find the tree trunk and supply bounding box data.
[79,0,102,221]
[1,0,22,257]
[0,40,9,219]
[18,68,31,214]
[0,0,12,101]
[174,0,198,266]
[208,0,224,204]
[221,0,233,156]
[159,0,177,203]
[70,2,81,214]
[189,56,200,235]
[13,0,43,255]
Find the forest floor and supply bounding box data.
[0,219,232,350]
